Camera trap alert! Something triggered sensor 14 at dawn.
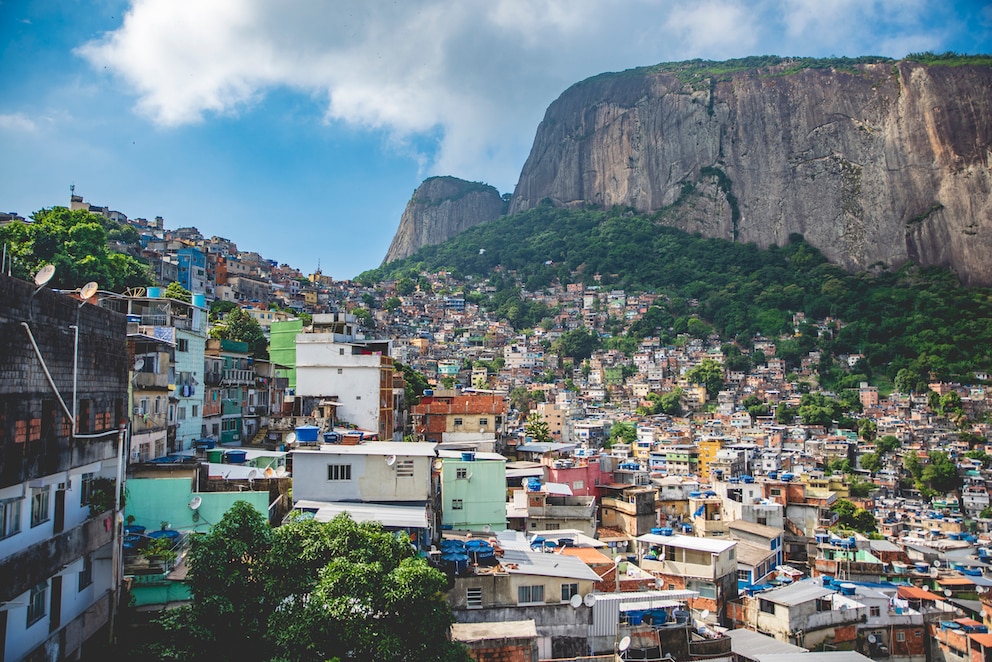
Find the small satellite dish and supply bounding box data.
[247,469,259,480]
[188,495,202,510]
[570,594,582,608]
[483,524,491,533]
[700,609,710,621]
[583,593,596,607]
[868,634,877,644]
[922,585,930,591]
[34,264,56,286]
[80,281,99,299]
[275,467,289,478]
[618,636,631,652]
[285,432,297,444]
[264,467,275,478]
[944,589,953,597]
[133,358,145,371]
[386,455,397,466]
[932,560,941,568]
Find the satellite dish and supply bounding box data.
[932,560,941,568]
[483,524,491,533]
[264,467,275,478]
[34,264,55,286]
[868,634,877,644]
[247,469,259,480]
[944,589,953,597]
[386,455,397,466]
[80,281,99,299]
[570,594,582,608]
[133,358,145,371]
[285,432,297,444]
[700,609,710,621]
[583,593,597,607]
[275,467,289,478]
[618,636,631,652]
[188,495,202,510]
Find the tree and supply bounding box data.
[213,307,269,359]
[525,412,552,443]
[352,306,374,329]
[775,403,797,425]
[685,358,724,400]
[858,418,877,442]
[165,281,192,303]
[150,506,468,662]
[919,450,962,497]
[876,435,899,455]
[554,327,599,361]
[831,498,877,533]
[609,421,637,448]
[859,452,882,475]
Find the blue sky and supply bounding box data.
[1,1,988,281]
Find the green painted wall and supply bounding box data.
[124,476,269,535]
[441,458,507,531]
[270,319,303,390]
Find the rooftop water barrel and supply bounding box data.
[323,432,340,444]
[461,451,476,462]
[915,562,929,573]
[148,529,181,542]
[651,527,664,535]
[627,611,644,625]
[192,293,206,308]
[194,438,215,451]
[673,609,691,624]
[147,286,161,298]
[768,471,778,479]
[423,389,434,396]
[206,449,224,463]
[822,575,834,586]
[742,475,754,484]
[660,527,674,536]
[226,450,248,464]
[689,491,702,498]
[295,425,320,442]
[781,473,794,482]
[840,583,857,596]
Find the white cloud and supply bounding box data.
[0,113,38,132]
[76,0,965,191]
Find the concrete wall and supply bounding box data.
[442,458,507,530]
[291,450,432,503]
[296,337,384,431]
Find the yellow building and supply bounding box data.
[697,437,727,480]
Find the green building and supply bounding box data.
[440,451,507,532]
[270,319,303,390]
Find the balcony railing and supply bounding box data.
[204,371,223,386]
[223,368,255,385]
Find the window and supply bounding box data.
[178,338,188,352]
[1,498,22,539]
[870,606,881,617]
[760,599,776,614]
[27,581,47,626]
[688,580,716,599]
[339,348,345,355]
[728,548,735,559]
[327,464,352,481]
[896,631,906,642]
[816,598,831,612]
[453,418,463,426]
[770,488,782,496]
[396,460,414,477]
[479,418,488,426]
[737,570,751,582]
[139,398,149,415]
[545,522,560,530]
[177,407,186,421]
[451,499,463,510]
[518,585,544,605]
[31,485,50,527]
[561,583,579,602]
[456,467,468,479]
[337,368,343,374]
[79,554,93,591]
[757,516,767,526]
[572,480,584,490]
[466,587,483,609]
[80,473,95,506]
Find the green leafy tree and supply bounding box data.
[775,403,797,425]
[525,412,553,443]
[685,358,724,400]
[0,207,151,291]
[609,421,637,447]
[919,450,962,497]
[859,452,882,475]
[352,306,374,329]
[554,327,599,361]
[165,281,192,303]
[213,307,269,359]
[858,418,877,442]
[831,498,877,533]
[876,435,900,455]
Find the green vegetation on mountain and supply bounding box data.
[0,207,151,291]
[361,205,992,388]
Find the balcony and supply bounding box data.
[134,372,169,389]
[204,371,223,386]
[223,368,255,385]
[245,404,268,417]
[0,509,115,603]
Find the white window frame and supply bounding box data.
[466,587,483,609]
[327,464,352,481]
[518,585,545,605]
[31,485,50,528]
[27,581,47,626]
[1,497,22,539]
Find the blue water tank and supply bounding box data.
[781,473,795,482]
[768,471,779,479]
[742,475,754,483]
[461,451,476,462]
[226,450,247,464]
[651,527,665,535]
[147,286,161,298]
[660,527,673,536]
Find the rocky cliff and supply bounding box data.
[509,58,992,286]
[382,176,506,264]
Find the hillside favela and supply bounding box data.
[5,52,992,662]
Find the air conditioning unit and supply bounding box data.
[133,407,142,415]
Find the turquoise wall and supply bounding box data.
[125,476,269,535]
[441,459,507,531]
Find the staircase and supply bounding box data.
[249,426,270,447]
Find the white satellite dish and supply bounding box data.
[583,593,596,607]
[133,358,145,371]
[285,432,297,444]
[921,585,930,591]
[34,264,56,286]
[618,636,631,652]
[275,467,289,478]
[868,634,877,644]
[944,589,953,597]
[188,495,202,510]
[80,281,99,299]
[247,469,259,480]
[932,560,941,568]
[570,594,582,608]
[386,455,397,466]
[700,609,710,621]
[483,524,491,533]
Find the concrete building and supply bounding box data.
[0,275,129,661]
[438,450,507,532]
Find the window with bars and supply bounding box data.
[79,554,93,591]
[396,460,415,477]
[451,499,463,510]
[466,587,482,609]
[327,464,352,481]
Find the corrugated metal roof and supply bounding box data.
[292,500,429,529]
[589,590,698,637]
[500,548,602,581]
[727,628,809,659]
[636,533,737,554]
[760,579,834,606]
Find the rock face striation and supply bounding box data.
[382,176,506,264]
[508,60,992,286]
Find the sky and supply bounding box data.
[0,1,989,281]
